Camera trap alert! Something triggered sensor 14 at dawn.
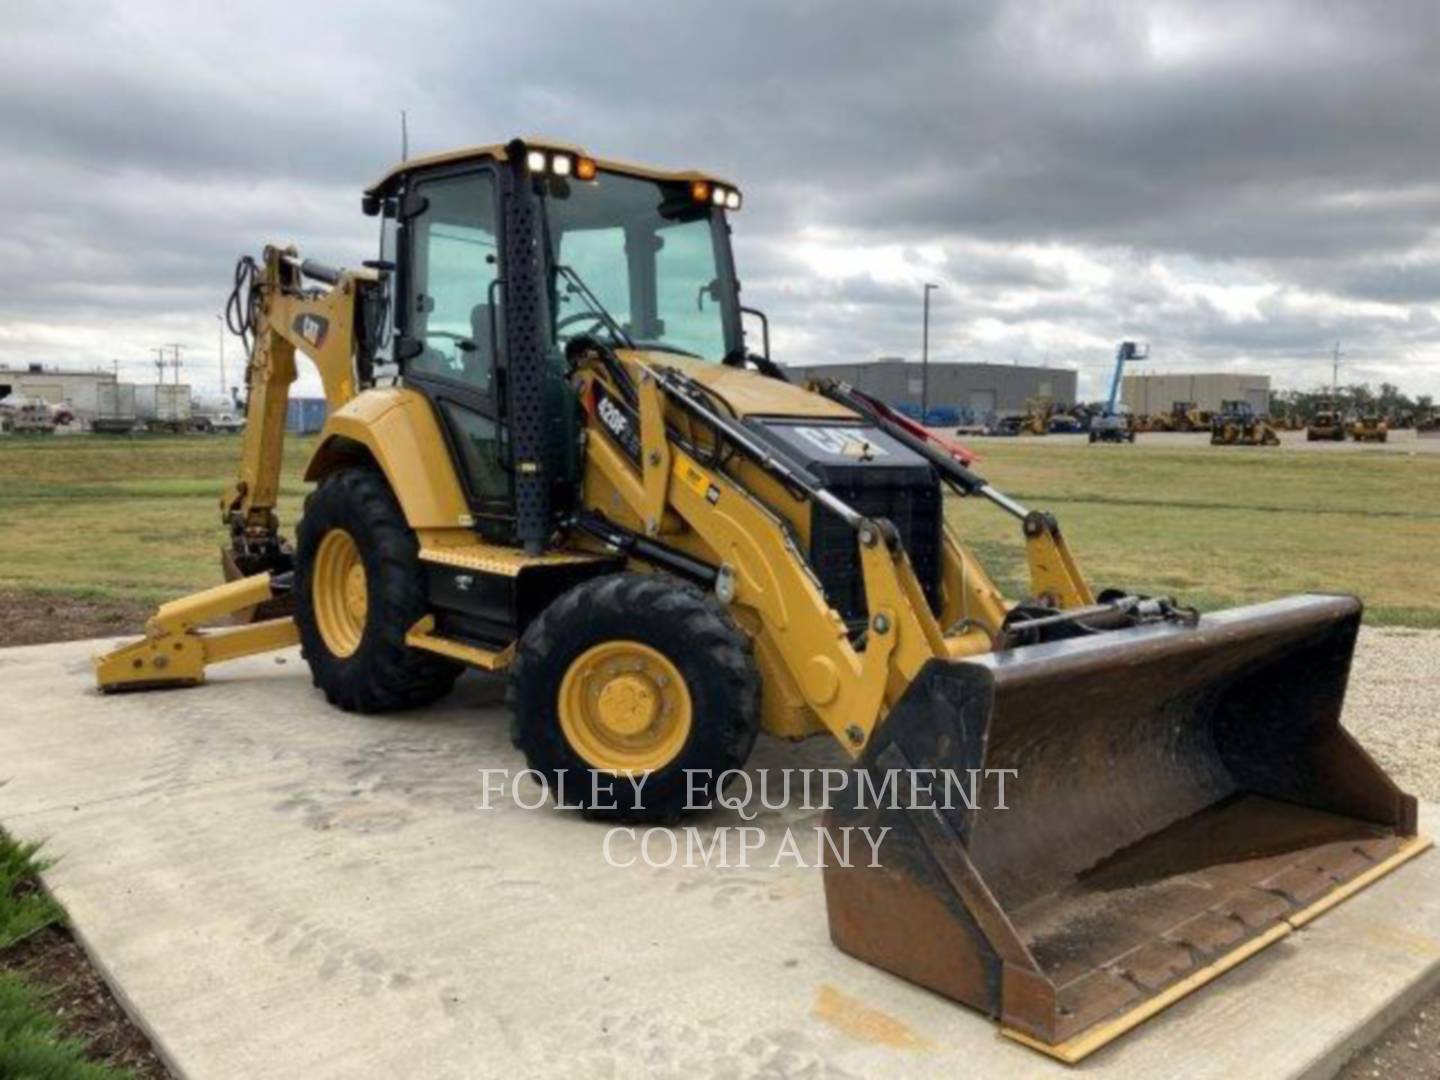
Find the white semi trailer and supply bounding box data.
[135,384,193,432]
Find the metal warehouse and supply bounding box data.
[1123,372,1272,416]
[0,363,117,424]
[780,358,1078,419]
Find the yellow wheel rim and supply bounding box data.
[313,529,368,658]
[558,641,692,773]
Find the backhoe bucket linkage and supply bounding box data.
[823,594,1429,1062]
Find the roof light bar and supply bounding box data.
[524,149,596,180]
[691,180,742,211]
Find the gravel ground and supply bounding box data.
[1344,626,1440,801]
[1337,625,1440,1078]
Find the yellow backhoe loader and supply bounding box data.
[97,138,1427,1062]
[1308,405,1347,441]
[1210,399,1281,446]
[1021,395,1052,435]
[1350,413,1389,443]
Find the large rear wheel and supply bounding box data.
[509,573,760,820]
[295,468,461,712]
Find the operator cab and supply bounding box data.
[362,139,750,549]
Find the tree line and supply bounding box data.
[1269,383,1435,421]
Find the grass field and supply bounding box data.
[949,439,1440,627]
[1,433,1437,626]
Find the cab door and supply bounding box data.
[396,165,513,541]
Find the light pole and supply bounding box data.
[921,283,939,420]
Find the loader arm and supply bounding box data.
[573,351,1103,752]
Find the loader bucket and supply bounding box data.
[823,594,1429,1062]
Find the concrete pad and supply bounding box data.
[1,637,1437,1079]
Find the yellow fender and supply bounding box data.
[304,387,471,530]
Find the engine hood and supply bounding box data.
[619,351,857,421]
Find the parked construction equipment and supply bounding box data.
[1046,409,1084,434]
[1166,400,1208,432]
[1210,400,1280,446]
[1089,342,1143,443]
[94,138,1428,1062]
[1308,405,1347,442]
[1350,413,1389,443]
[1021,396,1053,435]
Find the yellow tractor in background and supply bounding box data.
[1308,405,1347,441]
[1350,413,1389,443]
[1021,395,1053,435]
[1169,400,1209,432]
[1210,399,1280,446]
[1141,403,1205,434]
[96,138,1427,1062]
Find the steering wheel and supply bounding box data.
[556,312,608,338]
[425,330,477,351]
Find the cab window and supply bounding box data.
[409,171,500,392]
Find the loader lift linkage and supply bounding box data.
[96,136,1428,1062]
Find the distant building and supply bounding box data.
[1123,373,1272,416]
[0,363,116,404]
[0,363,117,428]
[780,358,1077,419]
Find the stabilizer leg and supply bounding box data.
[95,574,298,691]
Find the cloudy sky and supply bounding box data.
[3,0,1439,401]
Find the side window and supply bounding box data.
[370,215,399,374]
[655,220,727,360]
[409,171,499,392]
[555,226,630,345]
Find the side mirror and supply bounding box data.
[740,306,771,362]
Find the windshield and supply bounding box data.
[539,171,737,361]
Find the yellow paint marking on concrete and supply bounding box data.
[812,984,932,1051]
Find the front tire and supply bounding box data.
[295,468,461,712]
[509,573,761,821]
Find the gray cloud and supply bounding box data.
[0,0,1437,399]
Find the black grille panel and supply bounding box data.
[737,417,944,633]
[811,481,942,629]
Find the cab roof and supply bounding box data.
[364,137,736,197]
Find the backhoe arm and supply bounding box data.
[97,246,380,691]
[223,245,378,579]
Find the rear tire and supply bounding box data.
[509,573,761,821]
[295,468,461,712]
